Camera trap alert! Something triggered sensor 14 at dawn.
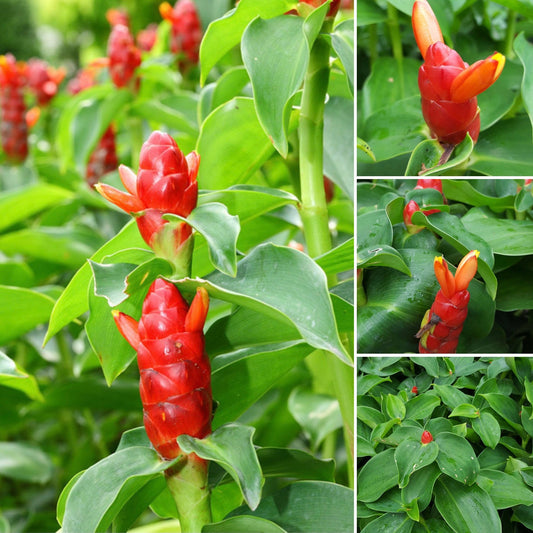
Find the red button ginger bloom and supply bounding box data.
[107,23,141,88]
[113,279,211,460]
[160,0,202,65]
[417,250,479,353]
[412,0,505,145]
[86,125,119,188]
[95,131,199,263]
[26,59,66,106]
[421,430,433,444]
[0,54,28,162]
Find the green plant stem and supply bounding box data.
[387,4,404,98]
[504,9,516,59]
[166,456,211,533]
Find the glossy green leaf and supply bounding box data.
[178,423,263,510]
[356,0,387,26]
[0,442,53,483]
[315,237,353,276]
[0,350,43,401]
[331,19,354,91]
[404,394,441,420]
[60,447,176,533]
[360,513,413,533]
[357,209,393,249]
[130,98,198,135]
[230,481,353,533]
[210,66,251,110]
[401,462,441,513]
[0,183,73,232]
[45,221,150,343]
[196,98,275,189]
[442,180,515,213]
[515,33,533,136]
[480,393,525,438]
[395,439,439,488]
[0,287,55,345]
[204,516,286,533]
[478,469,533,509]
[324,96,354,200]
[449,403,480,419]
[288,387,343,449]
[165,202,239,277]
[177,243,350,364]
[470,116,533,175]
[199,0,296,83]
[385,394,406,420]
[434,476,500,533]
[358,448,398,502]
[357,244,411,275]
[435,432,479,485]
[242,12,322,156]
[211,341,312,428]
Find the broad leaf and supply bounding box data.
[0,442,53,483]
[0,350,43,401]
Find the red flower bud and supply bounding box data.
[160,0,202,66]
[113,279,211,460]
[403,200,422,233]
[412,0,505,145]
[415,178,443,195]
[96,131,199,256]
[0,54,28,162]
[86,126,118,188]
[421,430,433,444]
[137,24,158,52]
[107,24,141,88]
[411,386,418,394]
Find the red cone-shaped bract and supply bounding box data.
[26,59,65,106]
[0,54,28,162]
[86,125,118,187]
[160,0,202,65]
[114,279,211,460]
[107,24,141,88]
[96,131,199,252]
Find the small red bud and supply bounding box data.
[411,386,418,394]
[421,430,433,444]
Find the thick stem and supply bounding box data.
[166,455,211,533]
[504,9,516,59]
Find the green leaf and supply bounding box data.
[514,33,533,137]
[177,243,350,364]
[356,244,411,275]
[358,448,398,502]
[0,287,55,345]
[0,183,73,232]
[385,394,406,420]
[196,98,275,189]
[435,432,479,485]
[204,516,287,533]
[442,180,515,212]
[178,423,263,510]
[449,404,480,419]
[165,202,240,277]
[130,97,198,135]
[211,66,251,110]
[357,209,393,249]
[229,481,353,533]
[434,476,501,533]
[211,341,312,428]
[331,19,354,94]
[360,513,414,533]
[480,393,525,438]
[288,387,343,449]
[199,0,297,84]
[0,350,43,401]
[478,469,533,509]
[45,221,150,343]
[316,237,354,276]
[471,411,500,449]
[356,0,387,26]
[60,447,176,533]
[401,462,441,513]
[0,442,53,483]
[395,439,439,488]
[405,394,441,420]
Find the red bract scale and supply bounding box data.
[96,131,199,255]
[421,430,433,444]
[417,250,479,354]
[113,279,211,460]
[26,59,65,106]
[160,0,202,65]
[0,54,28,162]
[86,126,119,188]
[412,0,505,145]
[107,24,141,88]
[324,176,334,203]
[411,386,418,394]
[137,24,158,52]
[415,178,443,195]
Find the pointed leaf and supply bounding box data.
[0,351,43,401]
[178,423,263,510]
[330,19,354,94]
[435,432,479,485]
[0,442,53,483]
[394,439,439,488]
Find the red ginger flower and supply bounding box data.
[95,131,199,255]
[412,0,505,145]
[0,54,28,162]
[417,250,479,354]
[113,279,211,460]
[107,24,141,88]
[106,8,130,27]
[86,125,118,187]
[137,24,158,52]
[160,0,202,65]
[26,59,65,106]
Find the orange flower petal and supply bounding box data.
[454,250,479,291]
[112,310,140,349]
[95,182,145,213]
[159,2,174,21]
[118,164,138,195]
[184,288,209,332]
[412,0,443,59]
[450,52,505,103]
[434,256,455,298]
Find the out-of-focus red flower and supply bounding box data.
[113,279,211,461]
[96,131,199,255]
[107,24,142,88]
[26,59,66,106]
[0,54,28,162]
[106,8,130,27]
[67,60,107,95]
[160,0,202,65]
[417,250,479,354]
[412,0,505,145]
[86,126,119,188]
[137,24,158,52]
[26,106,40,129]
